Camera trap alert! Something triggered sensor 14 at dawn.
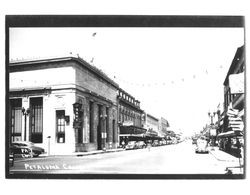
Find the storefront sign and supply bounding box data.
[229,72,244,94]
[210,129,217,136]
[102,132,107,138]
[123,121,133,126]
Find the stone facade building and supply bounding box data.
[9,56,119,154]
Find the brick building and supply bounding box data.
[117,88,146,144]
[217,45,245,155]
[223,45,245,115]
[159,117,170,136]
[9,56,119,154]
[143,113,159,135]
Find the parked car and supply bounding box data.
[135,141,146,149]
[12,146,33,158]
[195,138,208,153]
[125,141,137,150]
[152,140,159,147]
[12,141,45,157]
[9,146,14,167]
[192,138,197,145]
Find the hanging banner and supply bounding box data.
[229,72,244,94]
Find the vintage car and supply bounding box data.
[195,137,209,153]
[12,141,45,157]
[135,141,146,149]
[9,146,14,167]
[152,140,159,147]
[125,141,137,150]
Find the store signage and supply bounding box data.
[229,72,244,94]
[210,129,217,136]
[102,132,107,138]
[123,121,133,126]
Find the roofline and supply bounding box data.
[146,113,159,121]
[118,87,140,103]
[9,56,119,88]
[118,98,144,113]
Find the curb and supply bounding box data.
[208,148,238,162]
[39,148,125,158]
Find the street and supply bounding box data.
[9,140,241,175]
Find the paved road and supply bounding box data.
[9,140,239,174]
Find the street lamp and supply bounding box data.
[22,107,30,141]
[208,111,216,125]
[47,136,51,156]
[208,111,216,149]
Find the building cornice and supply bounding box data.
[9,56,119,89]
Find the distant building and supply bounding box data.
[159,117,170,136]
[223,45,245,112]
[9,56,119,154]
[117,88,146,144]
[144,113,159,134]
[221,45,245,135]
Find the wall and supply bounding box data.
[10,66,76,90]
[75,63,117,103]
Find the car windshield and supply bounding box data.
[13,142,34,147]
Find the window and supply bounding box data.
[10,99,22,142]
[56,110,65,143]
[112,120,116,143]
[30,97,43,143]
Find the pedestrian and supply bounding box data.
[121,140,125,149]
[235,138,242,158]
[235,138,241,149]
[147,141,151,151]
[225,138,231,153]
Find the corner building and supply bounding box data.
[9,56,119,154]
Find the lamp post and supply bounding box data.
[73,102,83,145]
[208,111,216,125]
[22,107,30,141]
[208,111,216,149]
[47,136,51,156]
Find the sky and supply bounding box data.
[9,27,244,136]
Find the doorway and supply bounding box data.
[97,104,102,150]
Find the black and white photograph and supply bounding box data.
[5,15,245,179]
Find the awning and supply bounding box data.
[120,125,147,135]
[119,133,145,137]
[217,130,243,138]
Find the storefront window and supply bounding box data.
[56,110,65,143]
[10,99,22,142]
[30,97,43,143]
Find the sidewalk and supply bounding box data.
[208,146,240,162]
[40,148,125,158]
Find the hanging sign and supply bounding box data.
[229,72,244,94]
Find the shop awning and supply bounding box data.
[120,125,147,135]
[119,133,145,137]
[145,130,158,137]
[217,130,243,138]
